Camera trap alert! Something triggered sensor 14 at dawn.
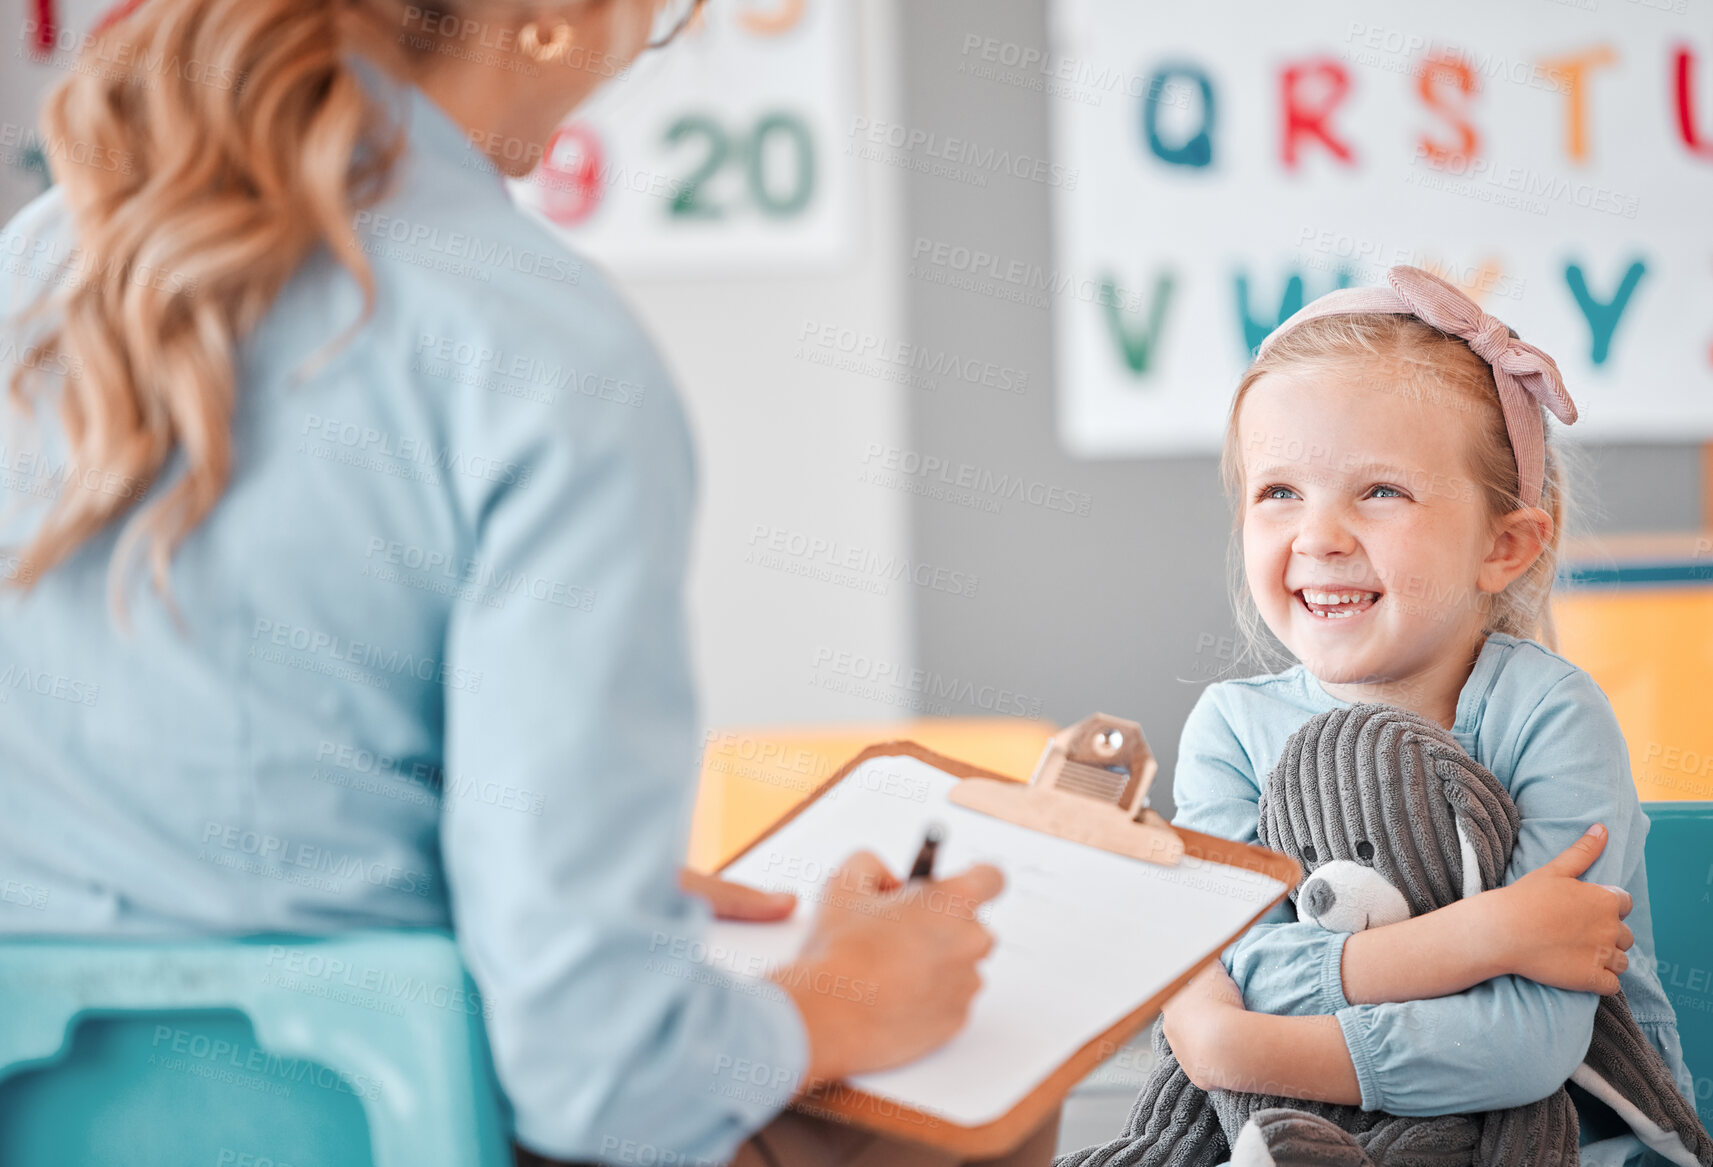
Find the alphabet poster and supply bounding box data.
[1047,0,1713,455]
[506,0,855,275]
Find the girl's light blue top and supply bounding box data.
[0,61,808,1163]
[1175,632,1693,1166]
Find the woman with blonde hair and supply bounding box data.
[0,2,1056,1163]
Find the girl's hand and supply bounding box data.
[678,865,798,921]
[1161,961,1248,1092]
[1486,824,1633,994]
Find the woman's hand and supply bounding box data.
[1484,824,1633,994]
[767,850,1004,1089]
[678,866,798,921]
[1161,961,1248,1092]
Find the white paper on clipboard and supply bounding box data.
[702,752,1286,1128]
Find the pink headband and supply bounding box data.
[1255,265,1577,508]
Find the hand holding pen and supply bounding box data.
[908,822,944,882]
[767,824,1004,1085]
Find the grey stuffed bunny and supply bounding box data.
[1056,703,1713,1167]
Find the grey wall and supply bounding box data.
[895,0,1704,821]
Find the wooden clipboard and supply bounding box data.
[713,715,1301,1159]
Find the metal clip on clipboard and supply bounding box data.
[947,713,1185,866]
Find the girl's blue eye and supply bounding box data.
[1258,485,1297,501]
[1368,484,1405,499]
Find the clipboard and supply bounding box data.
[711,714,1301,1159]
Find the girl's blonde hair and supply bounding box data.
[1218,312,1571,674]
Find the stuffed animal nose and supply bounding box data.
[1294,859,1412,932]
[1302,877,1336,919]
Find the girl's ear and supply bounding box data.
[1476,505,1552,596]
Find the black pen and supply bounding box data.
[908,822,944,882]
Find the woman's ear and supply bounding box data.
[1476,505,1552,595]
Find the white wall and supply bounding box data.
[621,0,915,727]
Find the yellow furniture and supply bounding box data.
[688,719,1057,871]
[1554,534,1713,802]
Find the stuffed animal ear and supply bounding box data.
[1572,993,1713,1167]
[1454,814,1484,901]
[1439,755,1518,897]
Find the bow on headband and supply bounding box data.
[1255,265,1577,508]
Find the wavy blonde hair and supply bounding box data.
[1218,313,1573,674]
[2,0,436,611]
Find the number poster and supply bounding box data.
[1048,0,1713,456]
[508,0,856,275]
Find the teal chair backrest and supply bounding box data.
[1643,802,1713,1130]
[0,930,512,1167]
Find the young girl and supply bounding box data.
[1075,266,1695,1166]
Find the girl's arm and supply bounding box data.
[1179,690,1629,1017]
[1205,1015,1359,1104]
[1175,692,1506,1011]
[1163,963,1360,1105]
[1180,668,1643,1112]
[1168,832,1633,1107]
[1226,833,1629,1019]
[1335,895,1508,1003]
[1337,825,1631,1005]
[1222,903,1509,1021]
[1173,970,1600,1112]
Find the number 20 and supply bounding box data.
[665,112,816,219]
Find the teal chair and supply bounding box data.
[0,930,512,1167]
[1643,802,1713,1129]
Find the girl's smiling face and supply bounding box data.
[1237,362,1543,714]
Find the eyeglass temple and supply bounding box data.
[645,0,707,50]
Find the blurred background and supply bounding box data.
[7,0,1712,1150]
